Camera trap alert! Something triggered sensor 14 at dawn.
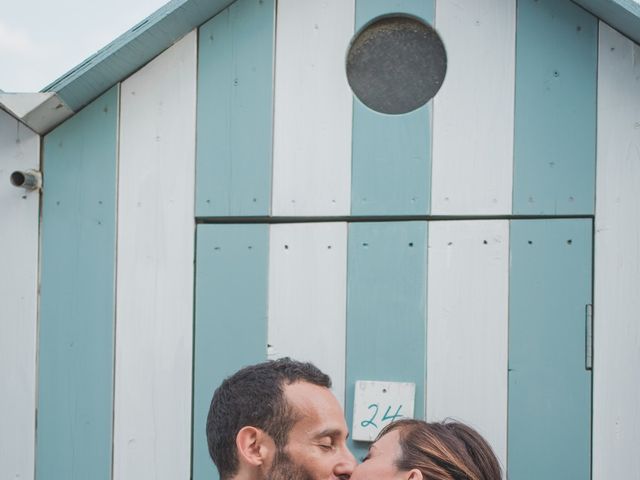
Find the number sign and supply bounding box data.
[352,380,416,442]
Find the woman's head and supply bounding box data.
[351,419,502,480]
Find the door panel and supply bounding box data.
[267,223,348,405]
[508,219,592,479]
[346,221,428,460]
[192,224,269,480]
[426,220,509,468]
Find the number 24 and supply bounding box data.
[361,404,403,429]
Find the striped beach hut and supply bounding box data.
[1,0,639,479]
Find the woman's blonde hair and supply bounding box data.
[376,419,502,480]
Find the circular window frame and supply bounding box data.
[346,14,448,115]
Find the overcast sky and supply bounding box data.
[1,0,168,92]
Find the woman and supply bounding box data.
[351,419,502,480]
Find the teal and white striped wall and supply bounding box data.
[2,0,640,479]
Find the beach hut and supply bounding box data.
[1,0,639,478]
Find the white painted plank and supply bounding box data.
[268,223,348,405]
[426,220,509,469]
[272,0,354,216]
[593,23,640,480]
[431,0,515,214]
[0,111,39,480]
[113,31,197,480]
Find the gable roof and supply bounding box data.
[43,0,235,113]
[1,0,233,134]
[2,0,639,135]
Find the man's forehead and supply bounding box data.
[284,381,335,407]
[283,381,348,434]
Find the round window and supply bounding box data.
[346,15,447,115]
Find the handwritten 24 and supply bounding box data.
[360,403,404,429]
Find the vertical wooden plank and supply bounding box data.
[513,0,597,215]
[426,220,509,469]
[508,219,592,479]
[114,31,196,480]
[196,0,275,217]
[0,111,39,480]
[593,23,640,480]
[267,223,348,404]
[272,0,355,216]
[346,222,427,460]
[193,224,269,480]
[351,0,433,216]
[431,0,515,215]
[36,86,119,479]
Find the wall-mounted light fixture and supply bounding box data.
[10,170,42,191]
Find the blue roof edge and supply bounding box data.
[573,0,640,44]
[41,0,234,112]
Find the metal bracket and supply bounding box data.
[585,304,593,370]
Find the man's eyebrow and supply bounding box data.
[313,428,348,439]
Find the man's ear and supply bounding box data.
[236,426,276,467]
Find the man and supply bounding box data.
[207,358,356,480]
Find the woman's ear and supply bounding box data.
[406,468,423,480]
[236,426,276,467]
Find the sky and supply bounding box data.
[1,0,169,92]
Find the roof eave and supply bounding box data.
[41,0,235,116]
[572,0,640,44]
[0,92,73,134]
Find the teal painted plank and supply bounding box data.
[508,219,592,479]
[196,0,274,217]
[354,0,434,38]
[351,1,434,216]
[192,224,269,480]
[36,86,118,480]
[513,0,597,215]
[346,222,427,459]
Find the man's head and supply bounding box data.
[207,358,356,480]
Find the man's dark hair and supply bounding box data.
[206,357,331,479]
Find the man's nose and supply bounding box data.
[335,446,357,478]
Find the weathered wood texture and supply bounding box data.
[196,0,275,217]
[0,110,40,480]
[192,224,269,480]
[593,22,640,480]
[113,32,197,480]
[513,0,597,214]
[346,221,428,460]
[267,223,348,405]
[431,0,515,215]
[509,219,592,479]
[351,0,433,216]
[426,220,509,470]
[36,87,119,480]
[272,0,355,216]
